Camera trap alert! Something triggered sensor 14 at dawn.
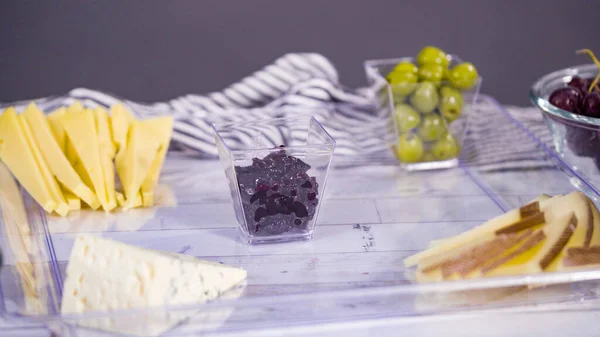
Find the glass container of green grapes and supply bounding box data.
[364,47,482,170]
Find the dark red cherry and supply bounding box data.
[581,92,600,118]
[549,87,583,114]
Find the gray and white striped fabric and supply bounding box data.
[0,53,553,171]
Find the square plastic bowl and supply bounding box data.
[212,116,336,244]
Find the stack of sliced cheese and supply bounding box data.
[405,191,600,282]
[0,102,173,216]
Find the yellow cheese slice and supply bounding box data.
[94,107,117,211]
[0,162,41,310]
[22,103,100,210]
[116,191,143,208]
[0,108,57,213]
[17,110,69,216]
[52,103,97,207]
[62,108,115,212]
[140,116,173,207]
[95,107,116,158]
[116,120,162,210]
[110,103,135,158]
[61,186,81,211]
[48,107,67,152]
[0,161,33,250]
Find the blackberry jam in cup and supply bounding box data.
[212,116,335,244]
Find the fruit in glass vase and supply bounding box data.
[417,46,449,68]
[418,114,446,141]
[391,61,418,75]
[418,64,444,86]
[565,125,600,158]
[431,133,460,160]
[410,82,439,114]
[387,71,419,96]
[440,86,464,123]
[581,92,600,118]
[395,104,421,133]
[548,87,583,113]
[448,62,479,90]
[396,133,424,163]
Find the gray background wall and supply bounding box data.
[1,0,599,106]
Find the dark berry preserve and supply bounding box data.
[235,149,319,236]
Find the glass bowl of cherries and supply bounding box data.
[530,49,600,186]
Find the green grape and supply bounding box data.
[440,86,464,123]
[391,90,407,105]
[395,104,421,133]
[416,46,449,67]
[410,82,439,114]
[449,62,479,90]
[396,134,424,163]
[421,152,436,162]
[391,61,418,75]
[418,114,446,141]
[418,64,444,86]
[388,71,418,96]
[431,133,460,160]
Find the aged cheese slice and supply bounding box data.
[587,199,600,246]
[405,197,558,268]
[61,235,247,336]
[0,108,57,213]
[116,120,162,209]
[416,229,536,282]
[484,213,577,277]
[140,116,173,207]
[94,107,117,211]
[22,103,100,210]
[542,191,592,271]
[62,108,115,212]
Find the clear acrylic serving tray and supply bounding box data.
[2,95,600,337]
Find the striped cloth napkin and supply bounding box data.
[0,53,553,171]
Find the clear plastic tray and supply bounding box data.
[2,95,600,336]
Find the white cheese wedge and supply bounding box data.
[22,103,99,210]
[61,235,247,336]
